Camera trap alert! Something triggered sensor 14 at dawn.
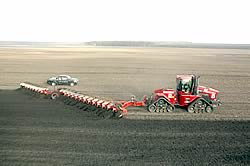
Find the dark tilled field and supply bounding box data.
[0,47,250,165]
[0,90,249,165]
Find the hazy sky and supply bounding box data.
[0,0,249,44]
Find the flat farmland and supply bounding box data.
[0,46,249,165]
[0,47,249,119]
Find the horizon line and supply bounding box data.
[0,40,250,45]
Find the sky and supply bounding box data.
[0,0,249,44]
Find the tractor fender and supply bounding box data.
[155,94,173,103]
[154,97,175,108]
[201,94,211,103]
[190,97,212,107]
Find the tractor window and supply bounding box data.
[177,79,192,93]
[176,79,182,91]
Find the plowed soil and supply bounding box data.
[0,47,250,165]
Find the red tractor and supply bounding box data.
[145,75,221,113]
[121,75,221,114]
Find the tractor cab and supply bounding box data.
[176,76,192,93]
[176,75,199,94]
[176,75,200,106]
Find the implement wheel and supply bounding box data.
[51,92,59,100]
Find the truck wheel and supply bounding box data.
[70,82,74,86]
[51,82,56,86]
